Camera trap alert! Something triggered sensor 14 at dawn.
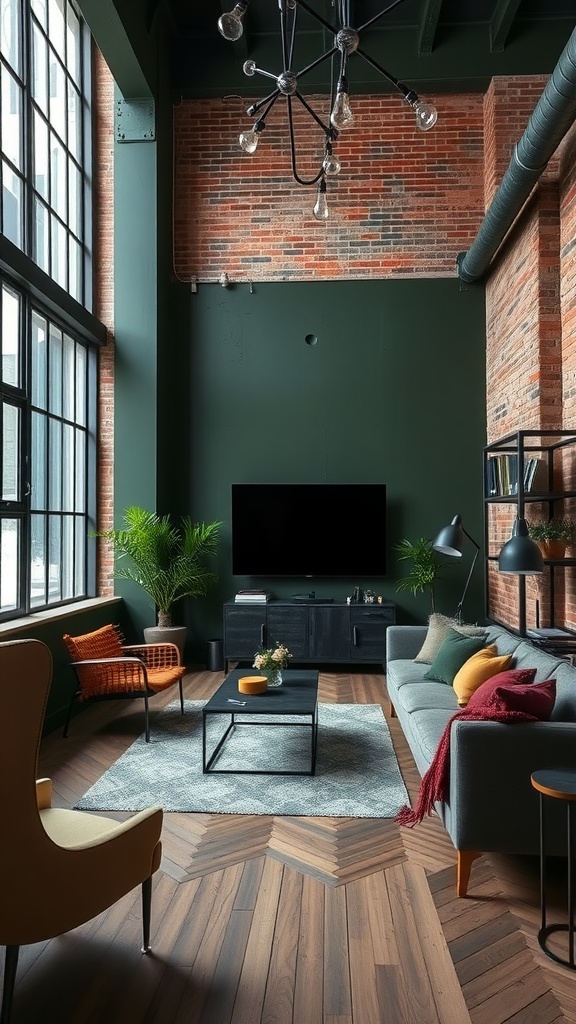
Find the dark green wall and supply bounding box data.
[163,277,486,657]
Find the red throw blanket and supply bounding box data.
[395,695,544,828]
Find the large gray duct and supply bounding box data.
[457,25,576,283]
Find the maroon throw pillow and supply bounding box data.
[467,667,556,720]
[466,667,536,707]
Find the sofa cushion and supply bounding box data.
[395,681,460,715]
[424,629,488,685]
[467,668,556,720]
[414,612,487,664]
[452,646,513,706]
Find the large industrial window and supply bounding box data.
[0,0,97,619]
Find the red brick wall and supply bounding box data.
[484,76,576,631]
[173,92,485,282]
[93,46,115,595]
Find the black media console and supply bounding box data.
[223,599,396,670]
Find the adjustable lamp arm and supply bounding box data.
[454,540,479,624]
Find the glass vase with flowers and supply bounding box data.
[252,643,292,687]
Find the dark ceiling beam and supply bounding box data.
[417,0,443,56]
[75,0,152,97]
[490,0,522,53]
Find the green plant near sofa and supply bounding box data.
[394,536,451,612]
[527,516,576,543]
[95,506,221,627]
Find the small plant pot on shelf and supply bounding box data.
[536,540,567,560]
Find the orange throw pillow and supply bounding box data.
[452,645,513,707]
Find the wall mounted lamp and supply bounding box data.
[433,514,480,623]
[217,0,437,219]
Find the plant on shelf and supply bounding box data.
[527,516,576,543]
[527,516,576,559]
[95,506,222,627]
[394,536,451,612]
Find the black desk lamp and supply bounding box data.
[433,514,480,623]
[498,517,544,574]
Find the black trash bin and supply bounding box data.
[206,639,224,671]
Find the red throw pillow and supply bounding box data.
[467,667,556,720]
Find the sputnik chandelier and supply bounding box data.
[217,0,438,220]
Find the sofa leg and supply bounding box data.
[389,701,396,718]
[457,850,481,897]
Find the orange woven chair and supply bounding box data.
[62,623,186,742]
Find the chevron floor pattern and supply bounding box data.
[29,664,576,1024]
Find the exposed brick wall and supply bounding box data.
[173,92,485,282]
[93,46,115,596]
[485,77,576,632]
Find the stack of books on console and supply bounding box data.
[234,589,271,603]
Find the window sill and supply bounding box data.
[0,596,123,639]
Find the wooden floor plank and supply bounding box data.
[7,666,571,1024]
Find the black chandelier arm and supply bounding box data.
[246,88,281,118]
[357,0,409,34]
[292,0,338,35]
[287,45,338,87]
[355,46,405,93]
[294,90,333,137]
[287,97,327,187]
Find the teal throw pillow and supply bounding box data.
[423,628,487,685]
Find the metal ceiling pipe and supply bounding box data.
[457,26,576,283]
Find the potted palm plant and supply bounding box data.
[527,516,576,560]
[394,536,451,612]
[95,506,221,657]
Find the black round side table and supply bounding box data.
[531,768,576,970]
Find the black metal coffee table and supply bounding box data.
[202,668,319,775]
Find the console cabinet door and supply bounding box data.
[349,605,395,661]
[309,606,350,660]
[267,604,308,660]
[224,605,267,660]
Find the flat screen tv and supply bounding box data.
[231,483,387,578]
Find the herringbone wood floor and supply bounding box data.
[5,667,576,1023]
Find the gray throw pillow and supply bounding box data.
[414,612,486,664]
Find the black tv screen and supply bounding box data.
[231,483,387,577]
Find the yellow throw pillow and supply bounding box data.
[452,646,513,707]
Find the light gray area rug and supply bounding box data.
[75,701,409,817]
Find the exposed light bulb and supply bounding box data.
[414,99,438,131]
[239,128,260,153]
[322,145,341,176]
[217,2,247,41]
[331,89,353,130]
[243,60,256,76]
[313,180,329,221]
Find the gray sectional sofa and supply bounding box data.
[386,622,576,896]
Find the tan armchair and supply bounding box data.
[0,639,163,1024]
[62,623,186,741]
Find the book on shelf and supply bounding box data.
[523,457,548,493]
[485,453,548,496]
[485,454,518,496]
